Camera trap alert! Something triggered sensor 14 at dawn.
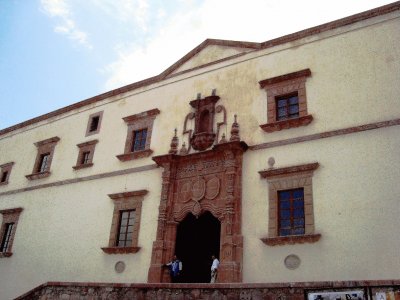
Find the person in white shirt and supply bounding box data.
[210,255,219,283]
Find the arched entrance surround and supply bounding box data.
[147,141,247,283]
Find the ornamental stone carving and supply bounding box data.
[148,140,247,283]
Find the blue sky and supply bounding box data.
[0,0,394,130]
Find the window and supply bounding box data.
[276,93,299,121]
[0,162,14,186]
[278,188,304,236]
[26,137,60,180]
[73,140,98,170]
[85,111,103,136]
[131,129,147,152]
[116,108,160,162]
[38,153,50,173]
[259,162,321,246]
[0,223,14,252]
[1,172,8,183]
[0,207,23,257]
[89,116,100,132]
[117,210,135,247]
[81,152,91,164]
[102,190,148,254]
[259,69,313,133]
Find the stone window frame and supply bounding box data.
[259,69,313,133]
[0,162,14,186]
[116,108,160,162]
[73,139,98,170]
[85,111,104,137]
[101,190,148,254]
[259,162,321,246]
[26,137,60,180]
[0,207,23,258]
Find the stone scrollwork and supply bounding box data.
[215,105,227,145]
[183,112,195,152]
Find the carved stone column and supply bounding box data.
[148,158,175,283]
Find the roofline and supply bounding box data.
[1,1,399,137]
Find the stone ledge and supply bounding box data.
[72,163,94,170]
[260,115,313,133]
[0,252,13,258]
[25,171,51,180]
[116,149,153,161]
[261,233,321,246]
[101,246,141,254]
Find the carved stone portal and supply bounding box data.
[147,140,247,283]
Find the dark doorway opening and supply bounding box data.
[175,211,221,283]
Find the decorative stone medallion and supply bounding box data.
[179,181,192,203]
[284,254,301,270]
[115,261,126,273]
[205,177,220,200]
[192,178,206,201]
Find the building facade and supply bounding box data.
[1,2,400,299]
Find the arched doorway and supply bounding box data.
[175,211,221,283]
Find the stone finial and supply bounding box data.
[219,133,227,144]
[229,114,240,142]
[169,128,179,154]
[179,142,188,155]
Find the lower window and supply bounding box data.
[117,209,136,247]
[278,188,305,236]
[101,190,148,254]
[0,207,23,257]
[259,163,321,246]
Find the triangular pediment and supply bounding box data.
[161,39,260,78]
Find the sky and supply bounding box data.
[0,0,395,130]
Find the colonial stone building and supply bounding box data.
[1,2,399,299]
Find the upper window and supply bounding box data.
[38,153,50,173]
[101,190,148,254]
[85,111,104,136]
[116,108,160,162]
[73,139,98,170]
[131,129,147,152]
[259,162,321,246]
[26,137,60,180]
[0,207,23,257]
[259,69,313,133]
[0,162,14,186]
[276,93,299,121]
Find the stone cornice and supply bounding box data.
[259,69,311,88]
[108,190,148,200]
[122,109,160,123]
[259,162,319,179]
[0,207,23,215]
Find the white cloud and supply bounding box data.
[88,0,149,31]
[41,0,92,49]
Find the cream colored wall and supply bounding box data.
[0,169,162,300]
[0,11,399,300]
[242,126,400,282]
